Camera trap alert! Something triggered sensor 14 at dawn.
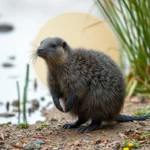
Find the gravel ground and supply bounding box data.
[0,99,150,150]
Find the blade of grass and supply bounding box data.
[23,64,30,123]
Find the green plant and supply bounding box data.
[123,140,141,148]
[95,0,150,97]
[132,105,150,116]
[16,81,21,112]
[36,122,50,130]
[40,122,49,128]
[0,122,11,126]
[23,64,30,123]
[16,81,21,124]
[17,123,29,129]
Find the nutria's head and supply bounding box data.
[37,37,70,66]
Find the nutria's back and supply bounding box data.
[65,49,125,120]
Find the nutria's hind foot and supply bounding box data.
[63,119,86,129]
[77,119,101,132]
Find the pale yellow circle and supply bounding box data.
[33,12,119,86]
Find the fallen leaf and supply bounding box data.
[41,146,49,150]
[74,140,81,146]
[107,141,121,150]
[138,140,148,144]
[103,139,109,145]
[131,134,141,140]
[10,144,23,149]
[85,133,92,137]
[125,129,135,135]
[0,141,4,145]
[95,138,102,144]
[118,132,128,139]
[32,135,47,139]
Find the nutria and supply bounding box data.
[36,37,150,132]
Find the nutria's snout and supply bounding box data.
[37,47,46,57]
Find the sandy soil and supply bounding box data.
[0,99,150,150]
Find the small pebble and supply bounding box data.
[139,122,146,126]
[2,62,14,68]
[106,141,121,150]
[24,141,41,150]
[144,128,150,132]
[8,56,16,60]
[35,139,45,145]
[41,97,45,101]
[0,24,13,32]
[0,112,15,117]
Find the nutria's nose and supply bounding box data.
[38,48,44,53]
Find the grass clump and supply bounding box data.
[95,0,150,98]
[36,122,49,130]
[132,105,150,116]
[123,140,141,149]
[17,123,29,129]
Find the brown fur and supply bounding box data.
[37,37,126,132]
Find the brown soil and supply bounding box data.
[0,99,150,150]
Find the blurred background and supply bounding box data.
[0,0,102,124]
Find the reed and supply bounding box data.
[95,0,150,97]
[16,81,21,123]
[23,64,30,122]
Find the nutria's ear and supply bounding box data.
[62,42,67,48]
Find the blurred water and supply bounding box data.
[0,0,101,124]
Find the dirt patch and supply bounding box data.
[0,100,150,150]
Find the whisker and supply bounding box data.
[29,52,38,63]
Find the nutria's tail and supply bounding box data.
[115,114,150,122]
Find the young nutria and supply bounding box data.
[36,37,150,132]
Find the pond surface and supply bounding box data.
[0,0,99,124]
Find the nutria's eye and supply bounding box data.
[51,44,56,48]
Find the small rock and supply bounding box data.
[98,143,105,148]
[31,99,40,110]
[0,112,15,117]
[41,97,45,101]
[139,121,146,126]
[0,24,14,32]
[51,118,58,124]
[74,140,81,146]
[118,132,128,139]
[24,141,41,150]
[106,141,121,150]
[95,138,102,144]
[0,141,4,145]
[12,100,19,106]
[35,139,45,145]
[8,56,16,60]
[12,106,19,112]
[2,62,14,68]
[6,101,10,112]
[144,128,150,132]
[0,144,12,149]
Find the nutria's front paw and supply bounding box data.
[63,123,78,129]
